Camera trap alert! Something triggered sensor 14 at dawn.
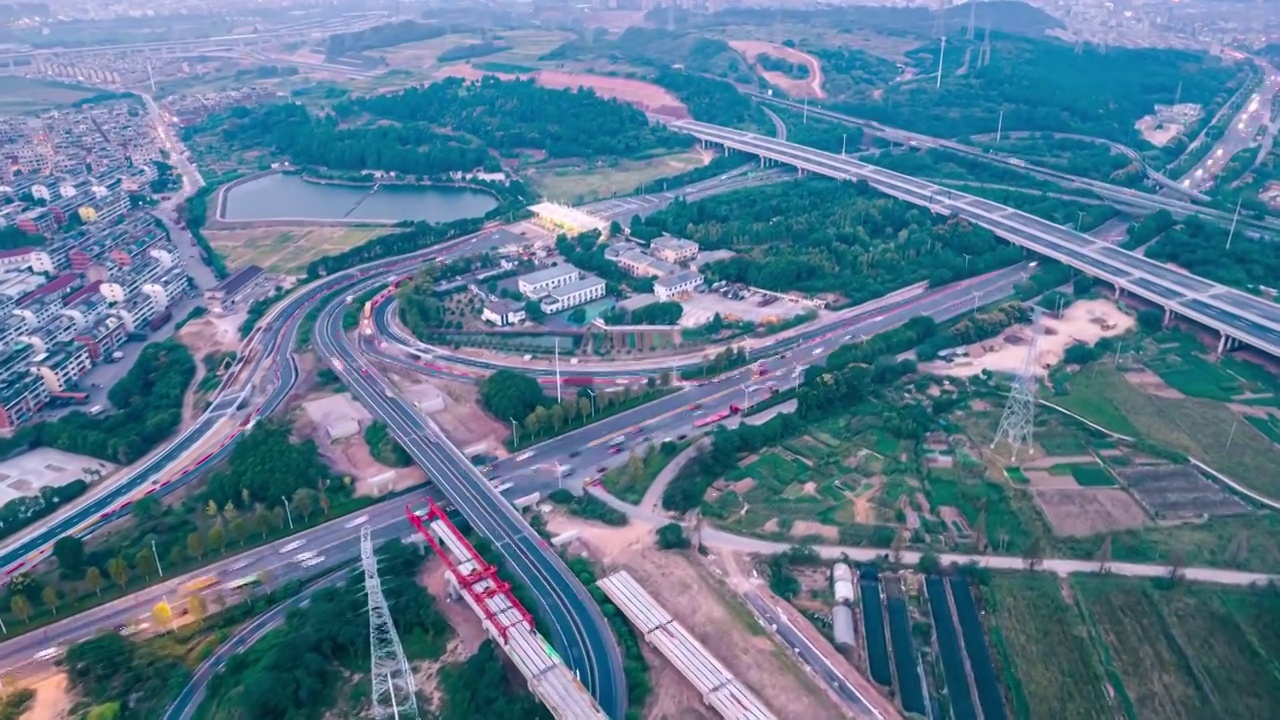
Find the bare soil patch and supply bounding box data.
[928,299,1134,378]
[1033,488,1150,536]
[729,40,826,99]
[1123,368,1186,399]
[294,392,425,496]
[545,514,846,720]
[382,369,508,456]
[22,673,73,720]
[789,519,839,541]
[414,556,484,713]
[434,65,689,117]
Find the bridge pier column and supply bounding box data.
[797,167,805,177]
[1113,284,1123,300]
[759,156,767,168]
[723,145,730,157]
[1217,332,1230,355]
[1163,307,1173,328]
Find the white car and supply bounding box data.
[229,559,252,571]
[294,551,318,562]
[301,556,326,568]
[33,647,61,662]
[344,514,369,529]
[279,540,305,554]
[811,347,824,355]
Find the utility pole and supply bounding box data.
[362,526,420,720]
[280,496,294,530]
[1226,196,1243,250]
[996,109,1004,143]
[1076,210,1086,231]
[510,418,519,447]
[1226,419,1239,452]
[802,97,808,124]
[585,388,597,417]
[554,337,562,403]
[152,539,164,578]
[936,36,948,89]
[841,133,847,157]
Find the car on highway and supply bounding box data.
[811,347,824,355]
[302,556,325,568]
[609,446,623,455]
[279,540,305,554]
[33,647,62,661]
[344,514,369,528]
[294,551,318,562]
[597,466,607,474]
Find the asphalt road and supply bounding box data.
[743,590,882,719]
[162,569,351,720]
[315,287,625,717]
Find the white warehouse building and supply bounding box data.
[540,275,606,313]
[653,270,704,301]
[517,265,581,298]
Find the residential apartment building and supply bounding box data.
[33,341,92,392]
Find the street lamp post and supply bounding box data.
[280,496,295,530]
[510,418,520,447]
[152,539,164,578]
[585,388,597,417]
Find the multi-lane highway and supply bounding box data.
[670,119,1280,358]
[316,285,625,716]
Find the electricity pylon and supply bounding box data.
[991,311,1043,460]
[362,525,420,720]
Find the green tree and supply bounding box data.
[53,536,86,575]
[1137,307,1165,334]
[478,370,545,424]
[208,523,227,555]
[107,556,129,590]
[134,547,156,581]
[656,523,690,550]
[131,495,161,523]
[187,531,205,561]
[9,595,32,624]
[41,585,59,616]
[231,518,248,546]
[292,488,316,522]
[85,566,103,597]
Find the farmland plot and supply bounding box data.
[1075,578,1205,719]
[983,576,1113,720]
[948,577,1008,720]
[1159,589,1280,719]
[860,577,893,687]
[925,577,978,720]
[885,580,928,715]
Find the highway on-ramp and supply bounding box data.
[315,286,627,717]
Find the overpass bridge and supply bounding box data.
[669,119,1280,360]
[748,95,1280,233]
[409,500,607,720]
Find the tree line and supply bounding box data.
[635,177,1023,303]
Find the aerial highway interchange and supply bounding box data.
[3,91,1280,718]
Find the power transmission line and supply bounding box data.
[363,525,420,720]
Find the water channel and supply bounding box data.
[220,172,499,223]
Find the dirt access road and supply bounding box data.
[729,40,826,99]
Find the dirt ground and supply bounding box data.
[413,556,486,713]
[383,370,508,456]
[293,393,427,496]
[789,519,839,541]
[544,513,848,720]
[22,674,72,720]
[1123,368,1187,398]
[1134,116,1187,148]
[929,299,1135,378]
[176,314,244,424]
[1033,488,1150,536]
[434,64,690,118]
[729,40,827,99]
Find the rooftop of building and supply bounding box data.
[518,263,580,287]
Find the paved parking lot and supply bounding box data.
[678,290,810,327]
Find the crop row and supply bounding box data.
[925,577,977,720]
[886,593,928,715]
[859,578,893,686]
[949,576,1007,720]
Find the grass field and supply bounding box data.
[0,76,98,113]
[380,28,572,72]
[528,150,710,205]
[984,575,1114,720]
[601,441,686,505]
[206,226,391,275]
[1071,577,1280,720]
[1052,367,1280,499]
